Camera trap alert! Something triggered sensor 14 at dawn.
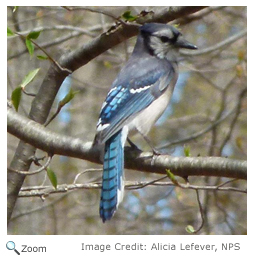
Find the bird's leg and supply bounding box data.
[140,134,162,166]
[137,131,162,156]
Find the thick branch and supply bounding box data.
[58,6,207,72]
[8,106,247,180]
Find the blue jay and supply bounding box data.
[93,23,197,222]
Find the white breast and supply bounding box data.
[127,82,175,136]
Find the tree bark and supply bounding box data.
[8,106,247,180]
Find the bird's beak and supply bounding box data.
[175,36,198,50]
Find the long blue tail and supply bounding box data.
[100,130,124,222]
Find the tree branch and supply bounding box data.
[57,6,207,72]
[8,106,247,180]
[18,179,246,198]
[186,28,247,56]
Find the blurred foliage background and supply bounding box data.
[7,6,247,235]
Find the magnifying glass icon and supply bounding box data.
[6,241,20,255]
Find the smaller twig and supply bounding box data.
[218,87,247,154]
[175,6,225,25]
[18,176,247,198]
[197,72,224,92]
[61,6,72,11]
[62,6,132,27]
[213,190,236,233]
[11,194,68,221]
[73,168,102,184]
[193,190,205,233]
[29,155,46,166]
[8,31,82,60]
[216,178,238,189]
[15,32,72,74]
[8,25,97,38]
[19,183,101,198]
[160,177,246,193]
[8,155,52,175]
[29,38,72,74]
[44,105,62,127]
[21,87,36,97]
[158,104,240,149]
[18,178,247,198]
[183,29,247,56]
[126,176,168,190]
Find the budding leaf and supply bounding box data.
[27,30,41,40]
[26,38,34,57]
[122,11,137,21]
[13,6,19,13]
[7,27,14,36]
[166,169,179,185]
[19,68,40,89]
[47,168,58,189]
[236,136,244,150]
[184,145,191,157]
[26,31,41,57]
[37,55,48,60]
[186,225,196,234]
[238,50,245,61]
[236,65,243,77]
[58,89,80,108]
[11,87,22,111]
[103,61,112,69]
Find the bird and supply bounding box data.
[93,23,197,222]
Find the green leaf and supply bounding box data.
[37,55,49,60]
[19,68,40,89]
[7,27,14,36]
[47,168,58,189]
[173,23,181,29]
[26,38,34,57]
[13,6,19,12]
[59,89,80,108]
[122,11,137,21]
[184,145,191,157]
[236,65,243,77]
[185,225,196,234]
[103,60,112,69]
[11,87,22,111]
[238,50,245,61]
[26,31,41,57]
[236,136,244,151]
[27,30,41,40]
[166,169,179,185]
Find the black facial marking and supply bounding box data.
[160,36,170,43]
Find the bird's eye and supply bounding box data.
[160,36,170,43]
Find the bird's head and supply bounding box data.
[140,23,197,61]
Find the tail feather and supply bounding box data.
[100,130,124,222]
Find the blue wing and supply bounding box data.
[96,57,175,143]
